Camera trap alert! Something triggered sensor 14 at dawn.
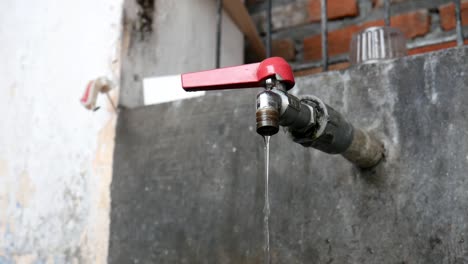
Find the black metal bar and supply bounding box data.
[321,0,328,71]
[384,0,391,26]
[455,0,464,46]
[215,0,223,68]
[266,0,273,57]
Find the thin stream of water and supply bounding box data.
[263,135,271,264]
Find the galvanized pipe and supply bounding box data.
[342,128,384,169]
[455,0,464,46]
[321,0,328,71]
[215,0,223,68]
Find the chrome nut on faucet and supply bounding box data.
[256,78,315,137]
[256,88,281,136]
[181,57,384,169]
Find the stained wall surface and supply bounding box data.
[0,0,122,262]
[119,0,244,108]
[0,1,246,263]
[110,47,468,263]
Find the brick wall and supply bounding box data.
[246,0,468,74]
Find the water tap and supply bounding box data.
[181,57,384,168]
[80,77,117,112]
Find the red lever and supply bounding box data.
[182,57,295,92]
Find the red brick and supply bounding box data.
[391,9,431,38]
[303,10,430,61]
[303,20,380,61]
[330,61,351,70]
[272,39,296,61]
[296,40,467,77]
[308,0,359,22]
[297,39,467,77]
[251,2,310,33]
[303,24,363,62]
[439,0,468,31]
[408,42,456,55]
[408,39,468,55]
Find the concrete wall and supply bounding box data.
[119,0,244,107]
[0,1,244,263]
[110,47,468,263]
[0,0,123,262]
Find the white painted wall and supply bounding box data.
[142,0,244,105]
[0,0,123,263]
[144,75,206,105]
[153,0,244,75]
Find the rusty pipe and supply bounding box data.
[256,81,384,168]
[342,128,384,168]
[288,96,384,169]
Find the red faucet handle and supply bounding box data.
[181,57,295,92]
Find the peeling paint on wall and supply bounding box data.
[136,0,155,35]
[119,0,245,107]
[0,0,123,262]
[0,159,10,236]
[15,171,35,208]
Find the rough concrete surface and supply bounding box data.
[110,47,468,263]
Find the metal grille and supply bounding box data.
[218,0,465,71]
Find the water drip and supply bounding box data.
[263,135,271,264]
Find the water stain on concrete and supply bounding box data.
[13,254,37,264]
[0,159,10,235]
[9,82,16,98]
[85,114,116,263]
[0,194,9,235]
[15,170,35,208]
[0,159,8,177]
[94,117,116,169]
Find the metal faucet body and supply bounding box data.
[256,79,313,136]
[182,57,384,168]
[256,78,383,168]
